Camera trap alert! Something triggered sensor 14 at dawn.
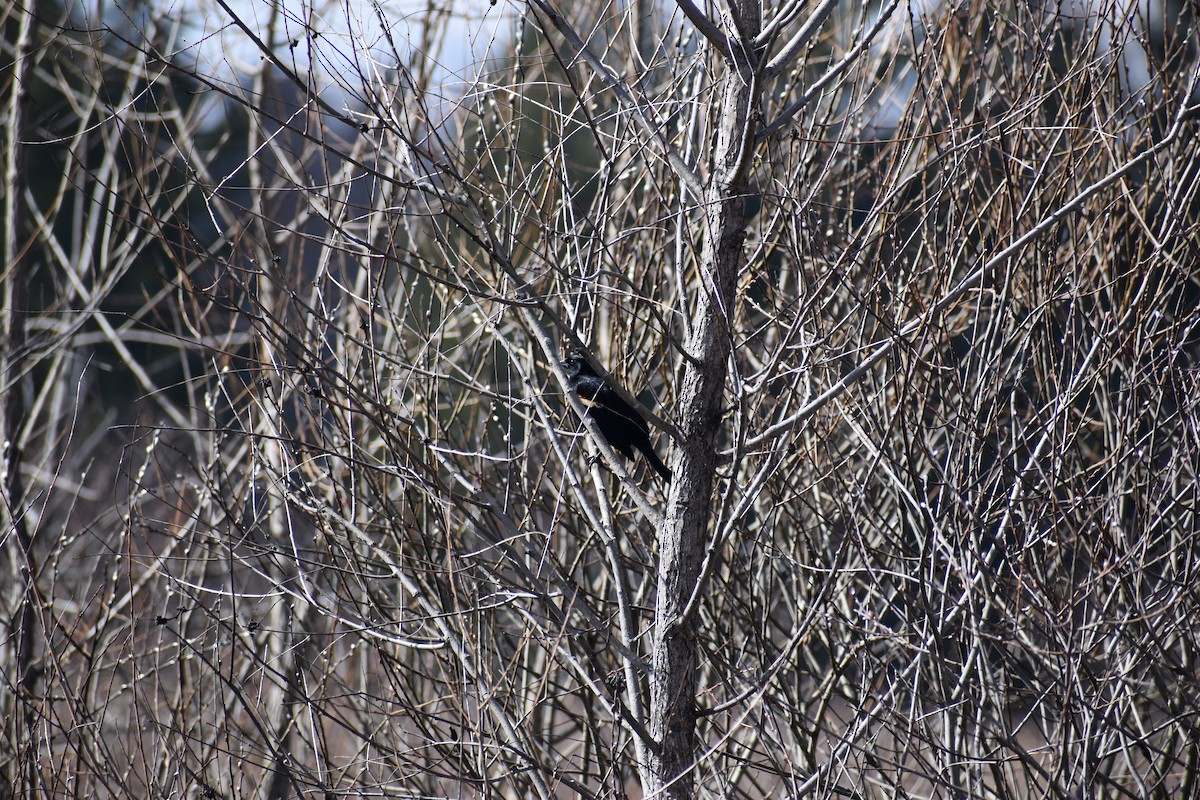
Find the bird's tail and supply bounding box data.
[641,445,672,484]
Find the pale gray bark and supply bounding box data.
[647,6,762,796]
[1,4,39,796]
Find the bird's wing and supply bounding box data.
[597,386,651,434]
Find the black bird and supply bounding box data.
[562,354,672,483]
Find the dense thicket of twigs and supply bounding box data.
[3,0,1200,797]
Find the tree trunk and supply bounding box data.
[647,17,759,796]
[1,4,39,797]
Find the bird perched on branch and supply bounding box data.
[562,354,672,483]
